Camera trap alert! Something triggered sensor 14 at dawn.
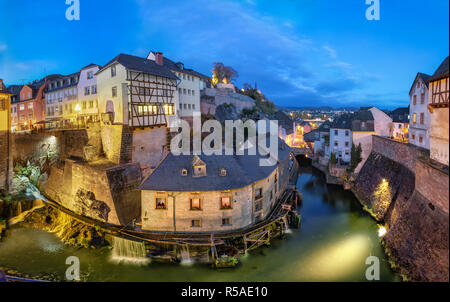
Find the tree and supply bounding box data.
[350,143,363,172]
[330,152,337,165]
[212,62,238,86]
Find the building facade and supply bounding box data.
[139,140,295,233]
[0,79,13,192]
[409,73,431,149]
[428,56,449,166]
[146,51,209,124]
[44,73,79,128]
[390,107,409,142]
[16,80,47,130]
[329,114,353,163]
[7,85,23,132]
[76,63,101,124]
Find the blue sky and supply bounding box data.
[0,0,448,109]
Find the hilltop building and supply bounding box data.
[428,56,449,166]
[409,72,431,149]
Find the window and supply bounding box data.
[220,197,232,209]
[220,168,227,176]
[183,88,186,95]
[28,113,32,119]
[345,130,349,136]
[111,65,116,77]
[417,82,420,88]
[222,218,232,226]
[92,85,97,94]
[191,219,201,227]
[413,95,417,105]
[28,103,33,109]
[192,104,195,110]
[112,86,117,97]
[155,197,167,210]
[255,188,263,200]
[85,87,90,95]
[87,71,93,79]
[181,168,188,176]
[334,141,338,147]
[419,136,423,143]
[420,113,424,125]
[420,93,425,104]
[334,130,338,135]
[255,200,263,212]
[412,113,417,123]
[411,134,415,140]
[345,149,350,155]
[192,90,195,96]
[82,101,87,109]
[89,101,94,108]
[190,198,202,210]
[183,104,187,109]
[20,115,25,121]
[345,141,349,147]
[20,104,24,110]
[178,88,182,94]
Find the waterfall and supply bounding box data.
[180,244,193,265]
[282,216,292,234]
[111,236,149,265]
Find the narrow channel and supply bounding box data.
[0,166,399,282]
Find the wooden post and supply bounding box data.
[243,234,248,254]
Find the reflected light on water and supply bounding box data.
[378,226,387,237]
[302,235,371,280]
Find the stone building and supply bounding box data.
[409,72,431,149]
[428,56,449,166]
[139,139,296,232]
[146,51,210,124]
[389,106,409,142]
[7,85,23,132]
[0,79,13,192]
[76,63,102,124]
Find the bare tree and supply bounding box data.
[212,62,238,85]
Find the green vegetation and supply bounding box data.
[240,84,276,115]
[330,152,337,165]
[350,143,363,172]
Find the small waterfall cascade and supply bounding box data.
[180,244,193,265]
[282,216,292,234]
[111,236,149,265]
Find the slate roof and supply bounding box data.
[390,107,409,123]
[304,129,319,142]
[429,56,449,82]
[331,113,353,130]
[140,137,292,192]
[273,110,294,133]
[331,110,375,132]
[6,85,22,100]
[317,120,331,133]
[409,72,431,94]
[97,53,178,80]
[81,63,101,70]
[45,73,79,93]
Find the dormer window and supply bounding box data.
[192,155,206,177]
[220,168,227,176]
[181,168,188,176]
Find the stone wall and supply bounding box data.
[372,135,428,173]
[12,132,61,165]
[0,131,12,192]
[45,159,142,226]
[354,137,449,281]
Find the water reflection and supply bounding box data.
[0,168,399,282]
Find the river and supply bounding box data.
[0,167,399,282]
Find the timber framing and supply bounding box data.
[126,69,178,127]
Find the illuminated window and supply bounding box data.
[191,219,201,227]
[190,198,202,210]
[28,103,33,109]
[419,136,423,143]
[181,168,188,176]
[220,197,232,209]
[155,197,167,210]
[220,168,227,176]
[222,218,232,226]
[412,113,417,123]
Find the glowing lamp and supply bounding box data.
[74,104,81,112]
[378,226,387,237]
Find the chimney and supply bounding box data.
[155,52,164,66]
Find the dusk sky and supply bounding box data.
[0,0,448,109]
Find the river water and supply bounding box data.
[0,167,399,281]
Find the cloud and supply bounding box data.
[133,0,386,107]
